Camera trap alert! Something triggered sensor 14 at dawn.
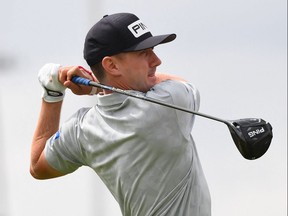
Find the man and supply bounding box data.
[30,13,211,216]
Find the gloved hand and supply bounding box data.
[38,63,66,103]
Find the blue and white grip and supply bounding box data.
[71,76,91,86]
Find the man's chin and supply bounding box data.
[148,74,157,83]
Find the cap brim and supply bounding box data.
[124,33,176,52]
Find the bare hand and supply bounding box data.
[58,66,98,95]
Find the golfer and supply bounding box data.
[30,12,211,216]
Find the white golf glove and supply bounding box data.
[38,63,66,103]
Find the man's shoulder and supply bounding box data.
[152,79,194,94]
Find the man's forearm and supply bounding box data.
[155,73,187,84]
[30,100,62,173]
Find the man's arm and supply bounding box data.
[30,64,98,179]
[30,100,65,179]
[155,72,187,84]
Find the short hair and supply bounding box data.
[90,62,106,82]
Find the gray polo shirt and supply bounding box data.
[45,79,211,216]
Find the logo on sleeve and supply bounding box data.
[128,20,150,38]
[53,131,60,141]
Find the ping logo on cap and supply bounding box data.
[128,20,150,38]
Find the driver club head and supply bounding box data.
[226,118,273,160]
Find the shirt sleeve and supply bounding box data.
[44,108,89,174]
[182,81,200,112]
[146,79,200,137]
[147,79,200,112]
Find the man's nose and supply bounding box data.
[149,50,162,67]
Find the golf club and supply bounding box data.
[72,76,273,160]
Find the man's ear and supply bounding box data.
[102,56,121,77]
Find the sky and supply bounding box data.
[0,0,287,215]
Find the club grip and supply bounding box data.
[71,76,91,86]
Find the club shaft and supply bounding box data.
[72,76,229,124]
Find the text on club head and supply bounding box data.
[248,127,265,138]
